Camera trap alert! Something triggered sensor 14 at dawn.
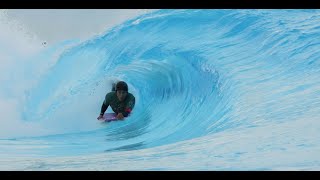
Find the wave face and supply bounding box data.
[1,10,320,170]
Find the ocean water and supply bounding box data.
[1,9,320,170]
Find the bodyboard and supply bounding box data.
[100,113,118,122]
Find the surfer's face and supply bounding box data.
[117,90,127,101]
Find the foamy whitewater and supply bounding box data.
[1,10,320,170]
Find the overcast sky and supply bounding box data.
[5,9,152,44]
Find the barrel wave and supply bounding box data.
[1,10,320,170]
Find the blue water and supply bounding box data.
[1,10,320,170]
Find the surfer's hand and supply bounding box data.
[116,113,124,120]
[97,115,104,120]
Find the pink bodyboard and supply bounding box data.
[100,113,118,122]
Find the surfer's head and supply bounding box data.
[116,81,128,101]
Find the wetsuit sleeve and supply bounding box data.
[122,95,135,117]
[100,94,110,115]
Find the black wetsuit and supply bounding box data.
[100,91,135,117]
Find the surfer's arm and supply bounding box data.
[100,95,110,115]
[122,96,135,117]
[100,103,108,115]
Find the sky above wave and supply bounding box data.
[4,9,153,45]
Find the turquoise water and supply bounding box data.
[1,10,320,170]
